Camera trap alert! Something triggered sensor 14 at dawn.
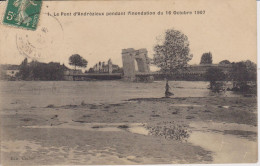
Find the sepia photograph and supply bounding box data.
[0,0,258,165]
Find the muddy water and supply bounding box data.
[189,131,257,163]
[0,81,241,108]
[170,104,230,109]
[22,121,258,163]
[128,126,149,135]
[189,121,257,132]
[188,121,257,163]
[23,122,149,135]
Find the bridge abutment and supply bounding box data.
[122,48,153,81]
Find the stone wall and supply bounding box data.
[122,48,150,81]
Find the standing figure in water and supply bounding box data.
[165,80,174,98]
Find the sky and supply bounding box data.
[0,0,257,70]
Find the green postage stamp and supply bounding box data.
[3,0,42,30]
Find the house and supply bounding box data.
[6,69,19,77]
[0,64,20,79]
[91,59,120,74]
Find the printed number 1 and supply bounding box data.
[6,11,14,20]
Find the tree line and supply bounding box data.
[15,54,89,81]
[152,28,256,96]
[17,58,68,81]
[204,60,256,93]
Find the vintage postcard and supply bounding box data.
[0,0,257,165]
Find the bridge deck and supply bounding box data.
[65,73,122,77]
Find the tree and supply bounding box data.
[88,68,95,73]
[69,54,88,70]
[28,61,65,81]
[18,59,67,81]
[153,28,193,97]
[205,67,226,92]
[98,61,102,72]
[219,60,231,65]
[200,52,212,64]
[230,60,256,92]
[18,58,30,80]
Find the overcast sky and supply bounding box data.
[0,0,257,70]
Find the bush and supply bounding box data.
[205,67,226,92]
[230,61,256,93]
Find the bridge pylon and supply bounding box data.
[122,48,153,82]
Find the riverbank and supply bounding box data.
[1,96,257,165]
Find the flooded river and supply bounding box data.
[0,80,257,164]
[0,80,240,108]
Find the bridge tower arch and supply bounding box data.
[122,48,151,81]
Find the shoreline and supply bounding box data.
[1,96,257,165]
